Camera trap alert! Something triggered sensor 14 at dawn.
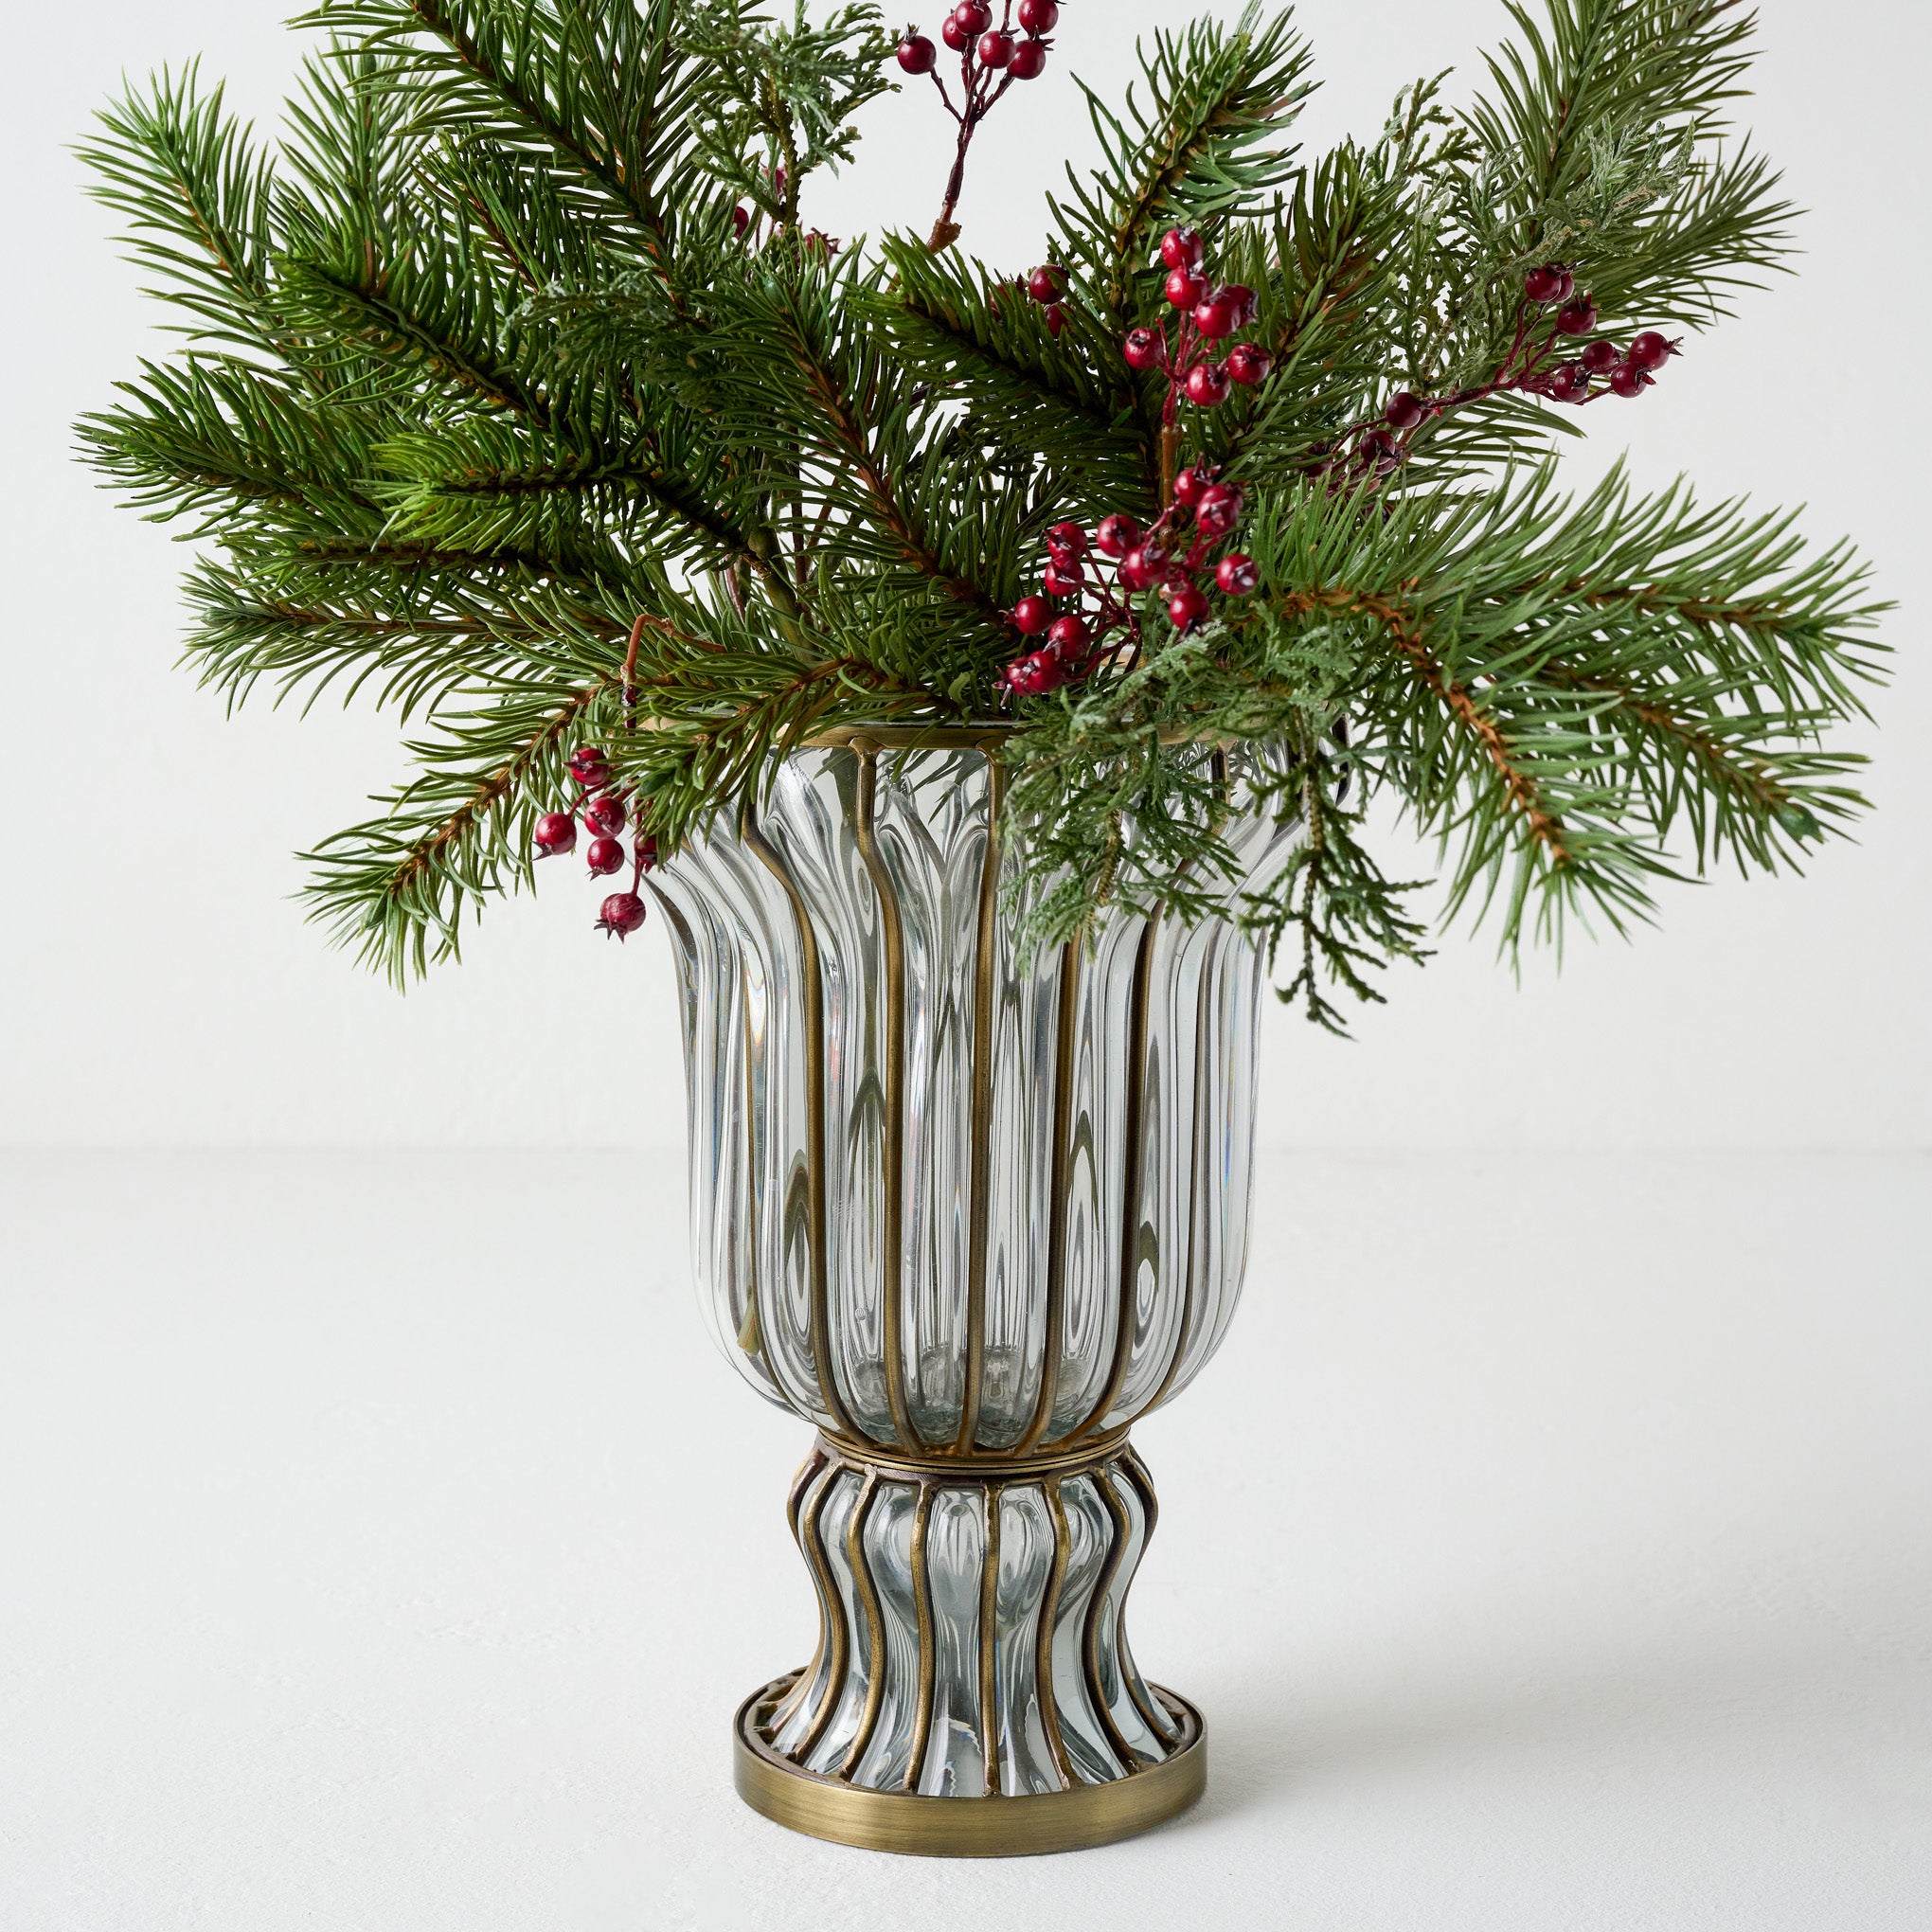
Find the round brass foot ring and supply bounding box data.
[732,1675,1207,1857]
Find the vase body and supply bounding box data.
[649,732,1297,1854]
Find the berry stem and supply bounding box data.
[924,3,1021,252]
[622,611,646,731]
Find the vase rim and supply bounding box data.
[796,721,1240,751]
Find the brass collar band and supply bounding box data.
[814,1427,1134,1486]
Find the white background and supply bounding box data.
[1,0,1925,1154]
[2,5,1926,1931]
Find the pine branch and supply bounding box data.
[80,0,1886,1011]
[78,65,280,353]
[1049,7,1314,328]
[303,674,613,982]
[295,0,704,298]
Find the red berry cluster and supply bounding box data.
[534,744,659,939]
[1324,262,1681,485]
[999,468,1260,697]
[1123,227,1272,420]
[898,5,1056,247]
[898,1,1055,82]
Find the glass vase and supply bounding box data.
[647,729,1299,1855]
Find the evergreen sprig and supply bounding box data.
[81,0,1884,1011]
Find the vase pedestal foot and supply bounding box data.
[733,1675,1206,1856]
[730,1432,1206,1855]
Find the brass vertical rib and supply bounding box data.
[850,748,918,1451]
[1036,1478,1077,1790]
[787,1463,851,1762]
[1112,1450,1181,1744]
[903,1482,939,1793]
[1016,939,1082,1454]
[977,1482,1004,1797]
[1083,1468,1151,1773]
[838,1473,888,1781]
[742,797,860,1442]
[1066,911,1161,1444]
[955,750,1007,1456]
[786,1445,829,1535]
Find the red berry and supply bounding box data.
[1042,560,1084,598]
[1006,650,1064,696]
[1193,294,1238,339]
[1018,0,1058,29]
[1172,467,1208,507]
[1580,338,1619,373]
[1046,520,1088,558]
[955,1,992,31]
[1012,594,1053,635]
[1609,361,1651,399]
[569,745,609,786]
[1046,614,1090,658]
[977,29,1013,66]
[731,205,750,237]
[534,811,577,857]
[1544,362,1588,403]
[1009,37,1047,79]
[1216,552,1260,597]
[1556,295,1598,336]
[1385,392,1425,431]
[896,34,936,74]
[1165,267,1208,310]
[1219,284,1258,329]
[941,14,970,50]
[1159,226,1206,273]
[635,835,658,874]
[597,891,647,939]
[1523,262,1573,305]
[1095,513,1141,558]
[1168,581,1210,630]
[1357,428,1397,468]
[1226,343,1272,385]
[586,835,626,877]
[1045,304,1064,334]
[1122,327,1161,370]
[1194,482,1243,537]
[1118,546,1162,591]
[1185,362,1230,407]
[1628,331,1674,371]
[1027,266,1064,305]
[586,795,628,838]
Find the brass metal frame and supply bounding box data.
[734,1676,1207,1857]
[728,741,1221,1852]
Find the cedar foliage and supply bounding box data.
[79,1,1884,1027]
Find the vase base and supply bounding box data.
[732,1674,1207,1857]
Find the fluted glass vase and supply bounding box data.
[647,728,1299,1856]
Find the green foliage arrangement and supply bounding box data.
[80,0,1884,1029]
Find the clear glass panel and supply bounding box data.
[653,741,1299,1448]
